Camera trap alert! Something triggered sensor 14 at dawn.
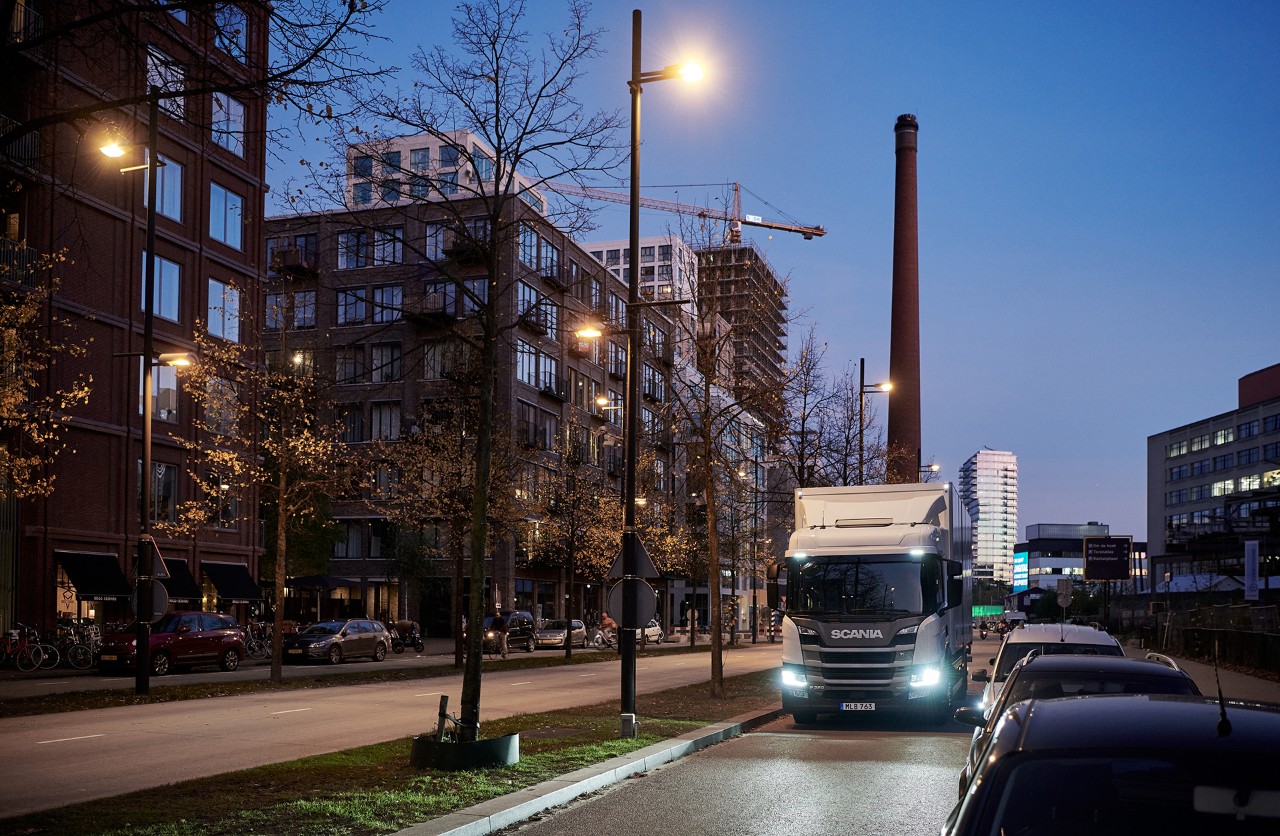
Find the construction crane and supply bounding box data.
[543,181,826,243]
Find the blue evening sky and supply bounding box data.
[268,1,1280,541]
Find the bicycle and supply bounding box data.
[1,624,45,672]
[243,621,270,660]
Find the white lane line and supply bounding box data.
[38,734,106,745]
[415,692,443,697]
[269,708,313,715]
[509,681,533,686]
[578,673,597,677]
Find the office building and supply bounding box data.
[1015,523,1149,596]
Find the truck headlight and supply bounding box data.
[781,665,808,687]
[910,667,941,688]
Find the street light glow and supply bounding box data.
[100,141,127,158]
[576,325,604,339]
[677,62,704,83]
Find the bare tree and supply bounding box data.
[821,362,888,486]
[283,0,625,741]
[776,325,832,490]
[0,254,91,501]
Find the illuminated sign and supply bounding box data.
[1013,550,1029,592]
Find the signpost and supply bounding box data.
[1084,536,1132,630]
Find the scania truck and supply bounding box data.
[767,483,972,724]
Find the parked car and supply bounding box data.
[943,694,1280,835]
[973,622,1123,708]
[535,618,587,649]
[281,618,392,664]
[469,610,536,654]
[953,651,1202,797]
[640,619,664,645]
[98,611,245,676]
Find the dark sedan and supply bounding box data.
[944,694,1280,835]
[282,618,392,664]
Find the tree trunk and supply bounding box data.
[270,467,287,684]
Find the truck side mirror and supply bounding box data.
[765,562,781,610]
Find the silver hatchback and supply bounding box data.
[282,618,392,664]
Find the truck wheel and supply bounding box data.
[792,710,817,725]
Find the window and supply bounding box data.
[640,246,655,263]
[338,231,369,269]
[294,290,315,328]
[339,406,365,443]
[212,93,245,156]
[461,277,488,315]
[1190,459,1211,477]
[139,359,180,423]
[204,377,237,435]
[380,180,400,203]
[204,467,239,530]
[1213,454,1232,471]
[659,244,672,261]
[1267,441,1280,461]
[337,289,366,325]
[1240,474,1261,491]
[373,285,402,322]
[520,223,538,268]
[410,147,430,171]
[144,152,182,221]
[608,342,627,377]
[1166,488,1187,505]
[1265,415,1280,434]
[606,249,620,266]
[1165,440,1187,458]
[209,182,243,249]
[214,3,247,60]
[590,250,604,262]
[409,175,431,199]
[1168,464,1188,481]
[264,290,314,330]
[438,144,459,167]
[472,144,493,181]
[424,223,445,260]
[141,460,178,524]
[352,154,373,178]
[373,227,403,265]
[541,238,560,278]
[1214,428,1235,445]
[207,278,240,341]
[334,522,362,557]
[517,340,539,387]
[1211,479,1235,497]
[141,252,181,322]
[146,48,184,117]
[371,402,400,440]
[423,342,452,380]
[370,344,401,383]
[642,363,665,400]
[335,347,364,384]
[1239,419,1260,439]
[1238,447,1260,466]
[438,171,457,195]
[382,150,401,175]
[353,182,372,205]
[1191,433,1211,452]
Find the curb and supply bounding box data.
[391,706,786,836]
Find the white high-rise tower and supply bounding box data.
[959,450,1019,584]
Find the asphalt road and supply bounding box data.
[498,713,972,836]
[0,642,780,818]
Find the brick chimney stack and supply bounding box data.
[887,114,921,483]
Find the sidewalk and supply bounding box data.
[1127,639,1280,703]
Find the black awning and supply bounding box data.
[160,558,202,603]
[201,562,263,603]
[55,551,134,602]
[285,574,360,591]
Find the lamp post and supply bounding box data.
[102,88,163,695]
[856,357,892,485]
[622,8,701,739]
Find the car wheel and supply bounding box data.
[792,710,817,725]
[525,636,535,653]
[373,642,387,662]
[327,645,343,665]
[657,631,665,644]
[151,652,170,677]
[219,648,241,672]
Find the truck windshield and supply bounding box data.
[789,555,941,618]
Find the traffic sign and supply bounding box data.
[1083,536,1132,581]
[132,582,169,618]
[607,578,656,630]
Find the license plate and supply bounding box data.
[100,654,117,661]
[287,648,303,654]
[841,702,876,711]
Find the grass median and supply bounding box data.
[0,666,781,836]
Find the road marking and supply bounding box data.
[38,734,105,744]
[509,681,532,686]
[578,673,597,677]
[270,708,313,715]
[415,692,442,697]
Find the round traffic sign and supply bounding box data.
[607,578,656,629]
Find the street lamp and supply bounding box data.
[101,88,164,696]
[621,8,701,739]
[857,356,892,485]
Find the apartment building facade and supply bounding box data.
[2,2,269,632]
[959,449,1019,584]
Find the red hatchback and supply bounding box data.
[98,611,246,676]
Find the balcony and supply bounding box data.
[0,237,40,289]
[404,290,454,323]
[269,246,319,281]
[518,306,551,335]
[539,374,567,401]
[1,114,40,171]
[540,264,566,289]
[5,3,42,55]
[441,229,485,264]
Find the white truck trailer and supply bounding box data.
[768,483,972,723]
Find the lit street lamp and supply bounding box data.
[620,8,701,739]
[857,356,892,485]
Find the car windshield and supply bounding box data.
[788,554,941,618]
[299,622,345,636]
[542,620,567,630]
[979,754,1280,833]
[995,642,1123,680]
[1003,671,1197,705]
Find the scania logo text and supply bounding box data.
[830,628,884,640]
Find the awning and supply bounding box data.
[55,551,134,602]
[160,558,202,603]
[285,574,360,591]
[201,562,263,603]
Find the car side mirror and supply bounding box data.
[972,668,989,682]
[953,706,985,728]
[177,625,191,634]
[340,630,349,637]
